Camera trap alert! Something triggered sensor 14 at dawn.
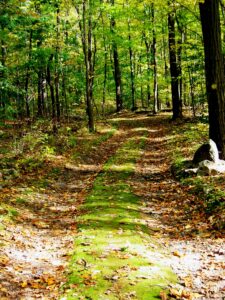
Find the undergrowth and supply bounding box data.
[0,120,115,185]
[169,118,225,229]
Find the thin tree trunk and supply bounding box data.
[102,37,107,115]
[168,11,182,119]
[46,54,56,120]
[144,36,151,107]
[176,16,184,107]
[55,6,60,122]
[76,1,95,132]
[110,0,123,112]
[0,38,6,110]
[151,4,158,113]
[128,21,135,111]
[25,30,33,119]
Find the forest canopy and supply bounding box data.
[0,0,204,117]
[0,0,224,154]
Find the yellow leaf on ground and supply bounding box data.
[172,251,182,257]
[21,281,28,288]
[0,256,9,266]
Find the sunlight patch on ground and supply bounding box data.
[130,127,158,133]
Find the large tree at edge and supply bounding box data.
[199,0,225,158]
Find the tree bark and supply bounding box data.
[46,54,56,120]
[143,34,151,107]
[76,1,95,132]
[168,11,182,119]
[24,30,33,119]
[199,0,225,158]
[110,0,123,112]
[128,20,136,111]
[151,4,158,113]
[55,5,61,122]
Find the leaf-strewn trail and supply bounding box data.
[0,113,224,299]
[128,115,225,299]
[0,117,135,299]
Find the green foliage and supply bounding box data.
[13,132,48,155]
[17,156,43,172]
[0,0,206,120]
[7,208,19,218]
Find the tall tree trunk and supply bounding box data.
[176,16,184,107]
[188,66,196,117]
[144,36,151,107]
[25,30,33,119]
[102,37,107,115]
[151,4,158,113]
[162,25,170,108]
[110,0,123,112]
[101,11,107,115]
[82,0,95,131]
[0,41,6,108]
[55,5,60,122]
[76,1,95,132]
[35,3,44,118]
[87,1,95,131]
[199,0,225,158]
[128,21,135,111]
[37,70,45,117]
[46,54,56,120]
[168,11,182,119]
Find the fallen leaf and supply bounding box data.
[172,251,182,257]
[160,290,168,300]
[183,276,193,288]
[169,288,183,298]
[0,256,9,266]
[21,281,28,288]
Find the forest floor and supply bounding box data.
[0,112,224,300]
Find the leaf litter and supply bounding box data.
[129,115,225,299]
[0,112,224,299]
[0,120,133,299]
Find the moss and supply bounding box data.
[62,130,177,299]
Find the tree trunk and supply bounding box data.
[199,0,225,158]
[151,4,158,113]
[46,54,56,120]
[55,6,60,122]
[176,18,184,106]
[37,70,45,117]
[110,0,123,112]
[0,42,6,109]
[25,30,33,119]
[168,12,182,119]
[128,21,135,111]
[76,1,95,132]
[144,36,151,107]
[102,37,107,115]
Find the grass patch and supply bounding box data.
[63,129,177,299]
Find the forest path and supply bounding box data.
[62,113,225,300]
[0,113,139,299]
[0,113,224,299]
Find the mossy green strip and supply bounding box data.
[62,129,177,299]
